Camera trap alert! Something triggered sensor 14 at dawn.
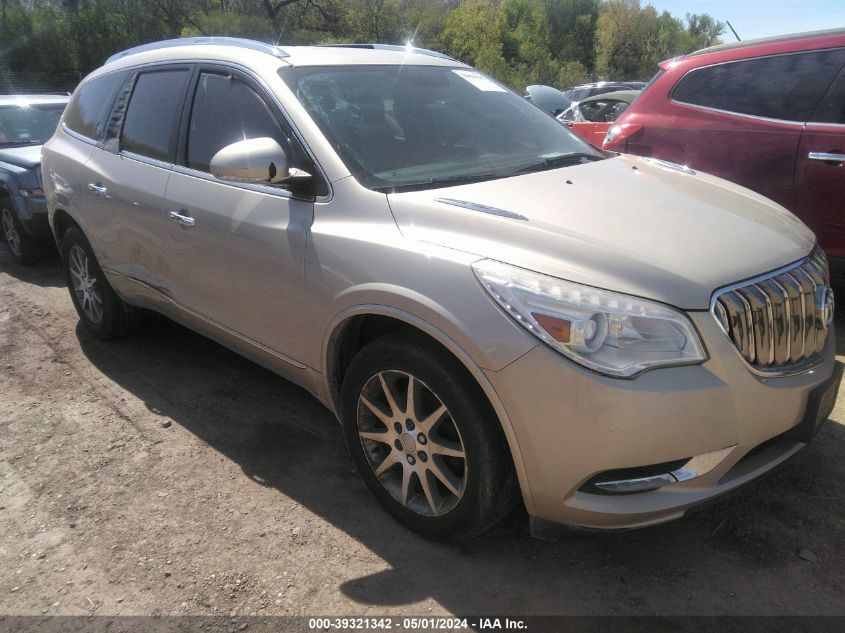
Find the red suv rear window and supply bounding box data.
[672,49,845,122]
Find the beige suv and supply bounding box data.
[42,38,840,539]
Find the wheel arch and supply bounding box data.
[324,305,535,513]
[51,207,82,247]
[0,175,24,217]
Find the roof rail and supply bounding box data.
[689,27,845,57]
[318,43,455,61]
[106,37,289,64]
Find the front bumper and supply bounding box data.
[486,311,839,529]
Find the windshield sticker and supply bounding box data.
[452,70,507,92]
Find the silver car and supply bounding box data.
[42,38,841,539]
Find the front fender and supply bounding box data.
[0,168,30,221]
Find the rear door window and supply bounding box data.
[672,49,845,122]
[64,71,126,141]
[121,69,191,162]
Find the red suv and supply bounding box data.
[603,29,845,258]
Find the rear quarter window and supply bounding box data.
[672,49,845,122]
[64,71,126,141]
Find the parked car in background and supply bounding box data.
[43,38,839,539]
[564,81,645,103]
[603,29,845,259]
[523,84,571,116]
[557,90,640,146]
[0,94,69,263]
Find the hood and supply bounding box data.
[387,155,816,310]
[0,145,42,170]
[524,85,571,116]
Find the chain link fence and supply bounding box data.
[0,70,81,95]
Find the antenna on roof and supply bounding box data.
[726,21,741,42]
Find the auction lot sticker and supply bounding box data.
[451,70,507,92]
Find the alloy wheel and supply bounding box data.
[1,208,22,257]
[356,370,467,516]
[68,244,104,324]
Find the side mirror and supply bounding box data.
[210,137,290,184]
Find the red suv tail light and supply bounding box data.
[602,123,643,150]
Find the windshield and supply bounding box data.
[0,103,65,147]
[280,65,603,192]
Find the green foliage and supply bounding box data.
[0,0,724,91]
[595,0,724,79]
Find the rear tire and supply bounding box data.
[341,332,519,539]
[61,227,142,339]
[1,198,46,265]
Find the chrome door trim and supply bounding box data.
[171,164,295,200]
[668,99,806,127]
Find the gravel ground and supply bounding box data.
[0,244,844,618]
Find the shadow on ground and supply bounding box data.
[70,303,845,615]
[3,240,843,614]
[0,241,64,288]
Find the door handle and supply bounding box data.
[87,183,108,196]
[808,152,845,163]
[168,210,195,227]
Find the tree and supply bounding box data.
[594,0,648,78]
[438,0,511,83]
[686,12,724,49]
[344,0,402,43]
[595,0,722,80]
[0,0,728,92]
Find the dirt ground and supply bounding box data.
[0,243,843,619]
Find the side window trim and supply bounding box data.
[101,71,139,153]
[670,49,845,125]
[808,63,845,126]
[116,63,195,165]
[176,61,330,200]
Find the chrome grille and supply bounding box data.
[712,248,833,373]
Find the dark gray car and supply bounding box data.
[0,95,69,263]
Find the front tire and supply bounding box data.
[61,227,141,339]
[341,333,518,539]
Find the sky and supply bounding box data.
[645,0,845,41]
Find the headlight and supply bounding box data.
[472,260,707,378]
[20,187,45,198]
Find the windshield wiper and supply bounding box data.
[515,152,604,174]
[375,173,500,193]
[0,140,43,147]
